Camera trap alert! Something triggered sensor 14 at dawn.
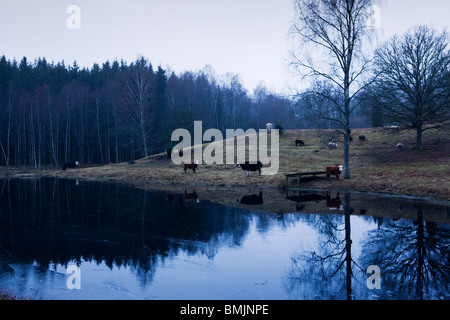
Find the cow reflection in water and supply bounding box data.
[326,191,343,211]
[285,191,327,212]
[237,191,263,205]
[184,190,200,203]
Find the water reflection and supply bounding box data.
[359,205,450,300]
[0,178,253,279]
[286,194,450,300]
[0,177,449,300]
[237,190,264,205]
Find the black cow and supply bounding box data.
[295,140,305,146]
[62,161,80,171]
[184,161,198,173]
[236,161,263,176]
[237,191,263,205]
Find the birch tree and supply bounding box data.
[126,57,154,158]
[290,0,376,179]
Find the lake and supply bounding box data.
[0,177,449,300]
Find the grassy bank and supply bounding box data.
[1,123,449,202]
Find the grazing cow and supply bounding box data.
[183,161,198,173]
[237,191,263,205]
[236,161,263,176]
[326,165,343,181]
[328,142,338,149]
[184,190,199,203]
[359,135,366,141]
[326,191,343,210]
[295,140,305,147]
[62,161,80,171]
[396,143,404,151]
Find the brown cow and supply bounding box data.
[326,165,343,181]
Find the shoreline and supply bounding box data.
[1,165,449,205]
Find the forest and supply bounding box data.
[0,55,298,167]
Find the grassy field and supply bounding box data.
[1,123,449,202]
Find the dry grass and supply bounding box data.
[1,123,449,202]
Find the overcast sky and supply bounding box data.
[1,0,449,94]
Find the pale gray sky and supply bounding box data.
[1,0,449,94]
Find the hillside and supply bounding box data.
[2,123,449,202]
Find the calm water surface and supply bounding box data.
[0,177,448,300]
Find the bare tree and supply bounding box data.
[290,0,376,179]
[368,26,450,149]
[125,57,154,158]
[296,82,344,130]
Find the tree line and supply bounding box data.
[0,56,297,167]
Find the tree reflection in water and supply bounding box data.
[1,178,449,300]
[359,205,450,300]
[286,192,364,300]
[286,192,450,300]
[0,177,254,287]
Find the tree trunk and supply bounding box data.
[416,121,423,150]
[113,100,119,163]
[0,140,6,165]
[344,74,351,179]
[6,88,12,167]
[140,102,148,158]
[65,96,71,163]
[96,96,104,163]
[415,205,424,300]
[344,131,351,179]
[344,193,352,300]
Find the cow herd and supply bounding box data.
[60,131,404,184]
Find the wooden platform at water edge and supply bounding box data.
[285,171,326,185]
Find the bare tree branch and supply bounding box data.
[290,0,376,178]
[367,26,450,148]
